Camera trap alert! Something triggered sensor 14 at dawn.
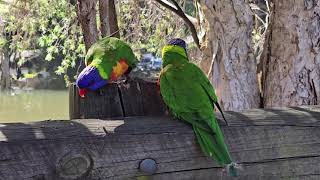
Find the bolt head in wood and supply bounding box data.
[139,158,157,175]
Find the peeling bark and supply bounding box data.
[77,0,99,50]
[262,0,320,107]
[198,0,260,111]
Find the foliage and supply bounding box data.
[118,0,191,58]
[1,0,84,82]
[24,72,38,79]
[0,0,194,86]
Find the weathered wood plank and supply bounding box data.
[79,83,123,119]
[69,84,80,119]
[139,82,167,116]
[150,156,320,180]
[118,81,144,116]
[70,81,167,119]
[221,105,320,126]
[0,106,320,179]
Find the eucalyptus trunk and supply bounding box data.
[197,0,260,111]
[77,0,99,50]
[261,0,320,107]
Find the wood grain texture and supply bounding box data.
[198,0,260,111]
[79,83,123,119]
[1,106,320,179]
[70,81,167,119]
[76,0,98,50]
[139,81,167,116]
[69,84,80,119]
[261,0,320,107]
[118,81,144,117]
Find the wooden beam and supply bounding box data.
[1,106,320,179]
[69,84,80,119]
[69,81,168,119]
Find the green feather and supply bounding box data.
[160,45,233,166]
[85,37,138,79]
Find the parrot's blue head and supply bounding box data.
[162,38,189,67]
[168,38,187,52]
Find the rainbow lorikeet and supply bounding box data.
[159,38,238,176]
[76,37,137,97]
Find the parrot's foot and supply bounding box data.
[225,162,242,177]
[97,89,105,96]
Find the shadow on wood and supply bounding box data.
[1,106,320,179]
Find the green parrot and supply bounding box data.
[85,37,137,79]
[76,37,138,97]
[159,38,237,176]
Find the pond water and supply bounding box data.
[0,90,69,123]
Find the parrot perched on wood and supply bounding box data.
[76,37,138,97]
[159,38,238,176]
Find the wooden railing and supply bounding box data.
[0,81,319,179]
[69,80,167,119]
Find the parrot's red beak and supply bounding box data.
[79,88,88,98]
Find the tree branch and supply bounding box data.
[154,0,200,49]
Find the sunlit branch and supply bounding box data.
[154,0,200,49]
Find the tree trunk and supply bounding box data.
[77,0,99,50]
[198,1,260,111]
[0,50,10,90]
[261,0,320,107]
[99,0,120,38]
[108,0,120,38]
[99,0,110,37]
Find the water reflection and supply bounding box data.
[0,90,68,122]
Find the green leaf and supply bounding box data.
[45,53,53,61]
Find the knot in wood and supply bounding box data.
[57,151,93,179]
[139,158,157,175]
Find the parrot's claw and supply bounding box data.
[97,89,105,96]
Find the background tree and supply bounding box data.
[0,21,10,90]
[120,0,192,57]
[0,0,85,89]
[77,0,120,50]
[76,0,98,50]
[0,0,191,90]
[100,0,120,38]
[261,0,320,107]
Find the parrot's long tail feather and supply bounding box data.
[214,101,229,126]
[193,126,232,166]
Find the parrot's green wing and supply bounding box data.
[160,64,212,133]
[85,37,137,79]
[160,63,218,130]
[160,62,232,165]
[189,63,229,125]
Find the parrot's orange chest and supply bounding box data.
[110,59,129,81]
